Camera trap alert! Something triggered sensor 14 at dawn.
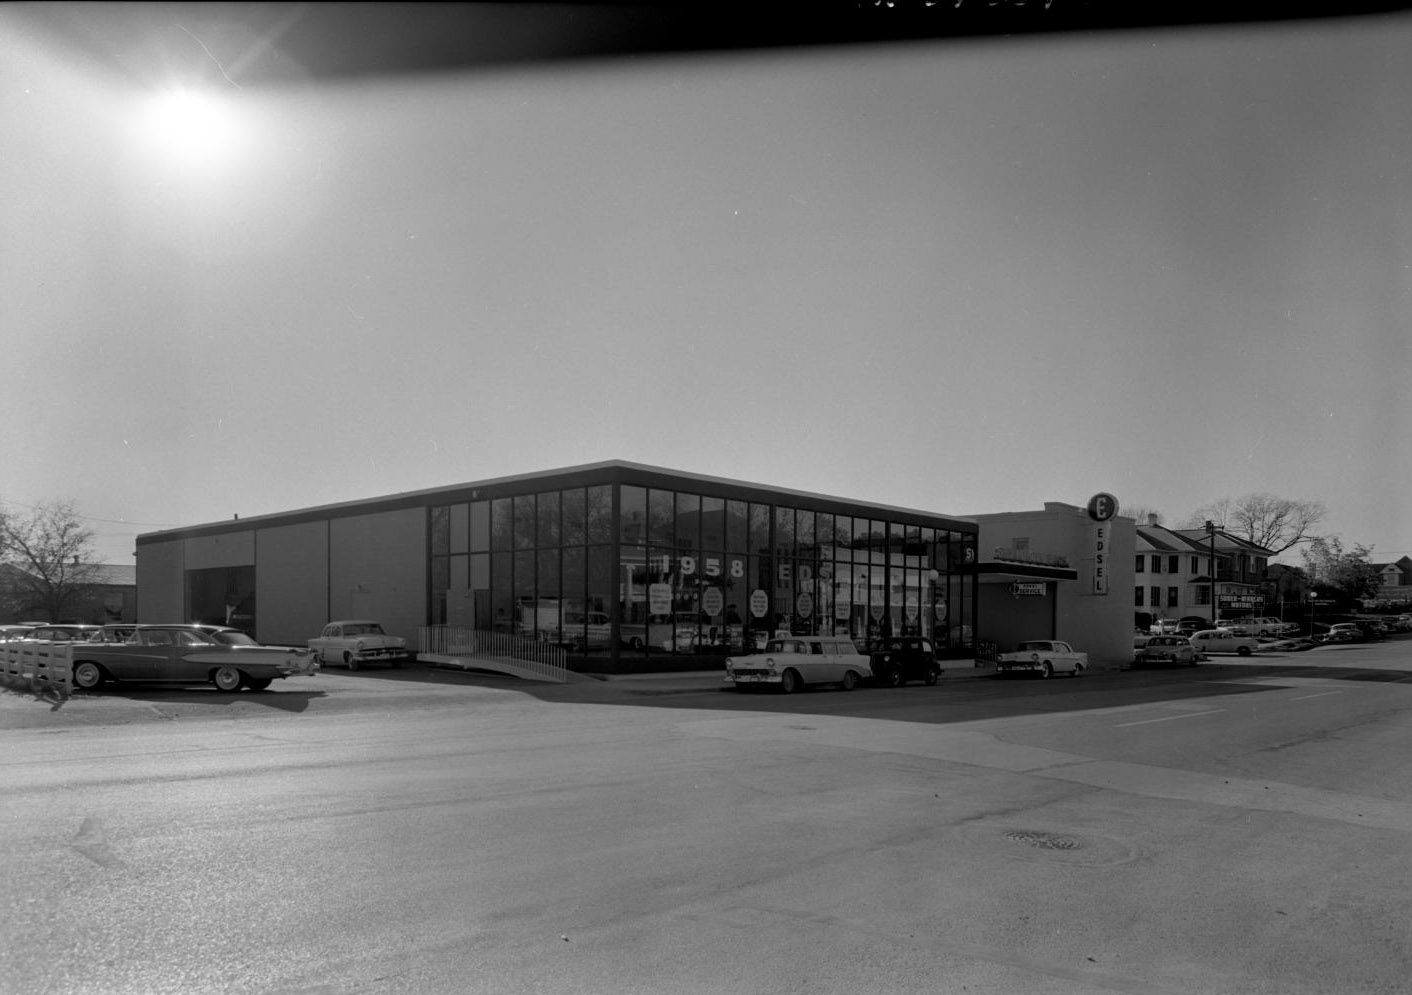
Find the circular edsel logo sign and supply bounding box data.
[1086,492,1119,522]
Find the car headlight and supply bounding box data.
[355,640,366,651]
[765,657,777,673]
[1030,653,1040,662]
[724,659,734,674]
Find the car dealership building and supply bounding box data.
[134,461,1135,672]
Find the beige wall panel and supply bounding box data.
[976,505,1136,666]
[184,531,256,570]
[256,522,330,647]
[135,540,184,623]
[329,509,426,644]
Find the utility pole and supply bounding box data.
[1206,520,1218,625]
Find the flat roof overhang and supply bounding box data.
[976,562,1078,585]
[136,460,977,546]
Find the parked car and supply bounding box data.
[1188,629,1261,656]
[1133,635,1199,668]
[24,624,101,642]
[1386,615,1412,633]
[87,624,137,644]
[1352,619,1388,639]
[1265,636,1321,652]
[0,625,35,641]
[1320,623,1364,643]
[1176,617,1210,636]
[1149,619,1180,635]
[69,624,319,692]
[869,636,942,687]
[308,620,408,669]
[723,635,871,693]
[1226,616,1297,637]
[995,640,1087,678]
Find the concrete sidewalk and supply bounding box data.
[582,661,1006,694]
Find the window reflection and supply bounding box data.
[456,480,972,661]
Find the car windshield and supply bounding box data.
[1017,642,1050,651]
[344,624,386,637]
[764,640,802,654]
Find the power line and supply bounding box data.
[0,497,186,529]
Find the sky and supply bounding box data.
[3,8,1410,568]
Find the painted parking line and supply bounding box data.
[1289,690,1343,701]
[1114,708,1226,728]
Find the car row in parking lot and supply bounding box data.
[0,618,408,694]
[723,635,944,693]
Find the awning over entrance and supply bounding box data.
[975,561,1078,586]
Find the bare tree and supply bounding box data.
[0,500,102,622]
[1179,493,1326,555]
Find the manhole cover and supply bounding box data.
[1004,830,1082,850]
[954,823,1139,867]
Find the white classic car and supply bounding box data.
[995,640,1087,678]
[724,636,872,693]
[308,620,408,669]
[1188,629,1261,656]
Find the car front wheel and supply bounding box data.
[1237,646,1252,656]
[925,668,939,686]
[344,652,359,670]
[840,670,859,691]
[779,669,800,694]
[1039,662,1053,679]
[73,661,104,690]
[885,667,903,688]
[212,666,244,693]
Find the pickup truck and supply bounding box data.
[995,640,1087,678]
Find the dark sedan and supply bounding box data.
[70,624,319,693]
[869,636,942,687]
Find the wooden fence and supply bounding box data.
[0,641,74,697]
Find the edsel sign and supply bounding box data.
[1087,492,1118,596]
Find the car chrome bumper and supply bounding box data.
[725,673,780,685]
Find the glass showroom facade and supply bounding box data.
[426,464,978,664]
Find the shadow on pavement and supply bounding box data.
[61,686,327,713]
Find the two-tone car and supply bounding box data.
[308,620,408,669]
[1133,634,1199,667]
[724,635,871,693]
[995,640,1087,678]
[1188,629,1261,656]
[69,624,319,692]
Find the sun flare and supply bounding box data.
[137,88,246,170]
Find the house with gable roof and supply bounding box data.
[1133,516,1275,626]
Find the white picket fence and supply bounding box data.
[0,641,74,697]
[418,625,568,684]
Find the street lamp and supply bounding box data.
[1206,520,1217,624]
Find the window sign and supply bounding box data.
[749,589,769,618]
[797,592,814,618]
[648,583,673,615]
[702,587,725,617]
